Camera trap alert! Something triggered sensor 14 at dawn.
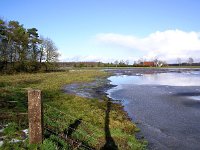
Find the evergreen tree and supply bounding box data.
[0,18,60,73]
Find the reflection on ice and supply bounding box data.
[108,71,200,87]
[189,96,200,101]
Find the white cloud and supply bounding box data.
[60,54,137,64]
[61,55,109,62]
[96,30,200,62]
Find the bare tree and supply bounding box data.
[40,37,60,62]
[114,60,119,67]
[137,58,144,65]
[125,60,129,66]
[188,57,194,65]
[177,58,182,66]
[40,37,60,71]
[153,58,159,67]
[119,60,125,66]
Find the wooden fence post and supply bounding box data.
[28,89,43,144]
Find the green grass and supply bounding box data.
[0,70,147,149]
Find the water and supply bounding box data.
[189,96,200,101]
[108,71,200,87]
[107,70,200,150]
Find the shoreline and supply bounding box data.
[63,68,200,97]
[63,76,115,100]
[105,68,200,150]
[63,74,148,148]
[0,70,147,149]
[63,68,200,150]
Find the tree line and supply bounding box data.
[0,18,59,73]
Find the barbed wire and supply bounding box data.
[44,115,97,141]
[44,115,99,144]
[43,104,104,148]
[43,104,104,134]
[44,126,94,150]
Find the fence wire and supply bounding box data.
[44,126,94,150]
[43,104,104,149]
[44,104,104,133]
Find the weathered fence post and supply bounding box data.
[28,89,43,144]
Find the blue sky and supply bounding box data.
[1,0,200,63]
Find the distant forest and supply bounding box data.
[0,18,59,73]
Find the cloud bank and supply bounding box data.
[61,55,137,64]
[96,30,200,62]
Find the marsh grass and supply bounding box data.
[0,70,147,149]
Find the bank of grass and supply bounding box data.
[0,70,147,149]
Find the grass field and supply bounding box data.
[0,70,147,150]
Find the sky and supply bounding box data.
[1,0,200,63]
